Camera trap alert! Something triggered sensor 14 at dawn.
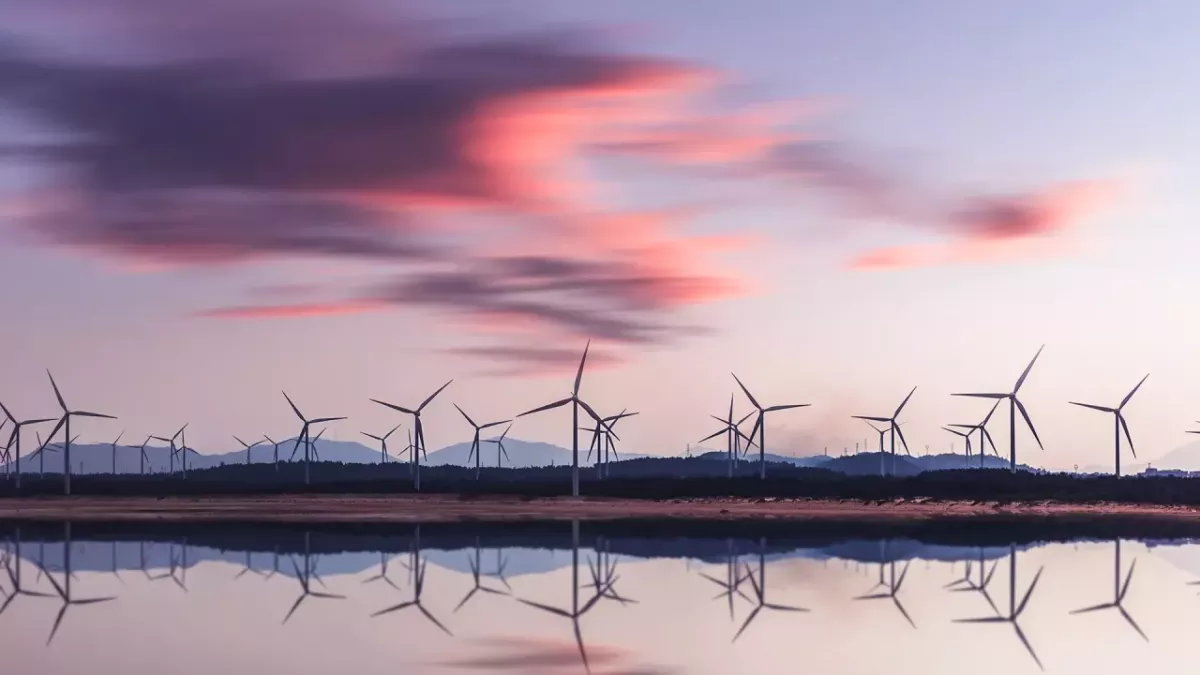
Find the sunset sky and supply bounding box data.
[2,0,1199,470]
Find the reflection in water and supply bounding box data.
[283,531,345,624]
[5,522,1200,673]
[372,526,451,635]
[1071,540,1147,641]
[733,537,809,641]
[956,545,1045,669]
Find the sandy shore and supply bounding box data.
[1,495,1200,523]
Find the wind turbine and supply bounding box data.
[134,435,154,475]
[733,374,809,479]
[455,538,508,612]
[516,342,613,497]
[39,524,116,644]
[948,399,1001,469]
[943,427,972,467]
[733,538,809,641]
[590,410,638,478]
[371,527,451,635]
[107,431,125,475]
[1070,540,1146,640]
[360,423,402,465]
[956,544,1045,670]
[282,532,344,624]
[852,386,916,477]
[363,553,403,591]
[282,392,345,486]
[946,549,1000,615]
[699,539,753,621]
[1069,374,1149,478]
[233,435,264,465]
[263,435,283,471]
[516,521,609,673]
[29,431,64,477]
[40,371,116,495]
[0,402,53,489]
[862,420,889,474]
[371,381,452,491]
[484,424,513,469]
[152,424,187,476]
[854,560,915,628]
[954,346,1045,473]
[697,395,757,478]
[454,405,511,480]
[0,531,50,616]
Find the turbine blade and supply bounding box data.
[1014,398,1044,450]
[697,428,727,444]
[731,373,761,410]
[47,371,67,411]
[419,605,453,635]
[1120,559,1137,600]
[233,435,248,448]
[1013,345,1045,394]
[1012,623,1044,671]
[74,411,116,419]
[517,598,572,618]
[1119,414,1136,458]
[310,417,345,424]
[852,415,891,422]
[454,403,476,428]
[1015,567,1044,616]
[1120,373,1149,409]
[894,386,917,416]
[574,340,590,396]
[282,391,304,420]
[518,398,572,417]
[384,423,402,439]
[766,403,809,412]
[1118,607,1148,641]
[952,393,1008,399]
[1069,401,1115,413]
[893,422,910,455]
[371,399,415,415]
[479,419,511,430]
[1070,602,1116,614]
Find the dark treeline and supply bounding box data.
[4,456,1200,506]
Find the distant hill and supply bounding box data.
[694,450,831,468]
[820,452,923,476]
[1146,440,1200,472]
[425,437,640,468]
[0,436,592,474]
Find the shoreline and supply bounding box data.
[3,495,1200,523]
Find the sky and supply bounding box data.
[2,0,1200,471]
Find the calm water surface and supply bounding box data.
[1,521,1198,674]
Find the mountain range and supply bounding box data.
[8,435,1200,476]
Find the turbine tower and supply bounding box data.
[733,374,809,479]
[954,346,1045,473]
[1069,374,1148,478]
[108,431,125,475]
[371,381,453,491]
[360,423,402,465]
[852,386,916,477]
[0,401,53,490]
[41,371,116,495]
[516,342,613,498]
[454,404,511,480]
[282,392,345,486]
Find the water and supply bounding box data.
[1,521,1198,674]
